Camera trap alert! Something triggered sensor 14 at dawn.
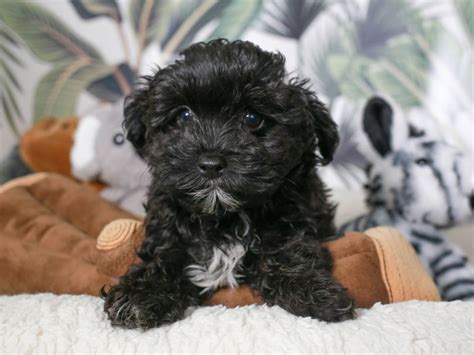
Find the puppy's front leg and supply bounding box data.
[254,240,355,322]
[103,260,199,329]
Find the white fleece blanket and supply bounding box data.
[0,294,472,354]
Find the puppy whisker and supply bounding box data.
[187,186,241,214]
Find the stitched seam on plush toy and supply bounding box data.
[389,229,406,299]
[373,238,394,302]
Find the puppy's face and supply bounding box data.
[125,40,338,215]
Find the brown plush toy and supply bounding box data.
[19,116,105,191]
[95,218,441,308]
[20,116,78,176]
[0,172,440,310]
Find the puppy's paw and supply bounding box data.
[310,290,356,323]
[103,286,162,330]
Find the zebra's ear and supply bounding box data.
[363,96,394,158]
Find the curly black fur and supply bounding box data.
[103,39,354,329]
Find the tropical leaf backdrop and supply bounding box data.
[0,0,472,189]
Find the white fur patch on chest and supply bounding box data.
[186,243,246,293]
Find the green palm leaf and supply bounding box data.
[260,0,326,39]
[454,0,474,41]
[433,29,474,103]
[328,0,437,109]
[317,97,369,188]
[129,0,173,49]
[1,83,21,137]
[303,30,346,102]
[369,36,430,108]
[0,21,20,46]
[0,59,21,91]
[2,81,22,118]
[0,42,22,67]
[159,0,229,57]
[0,23,24,136]
[366,19,438,108]
[71,0,122,22]
[87,63,135,102]
[327,55,375,99]
[342,0,421,59]
[34,60,115,119]
[0,1,102,62]
[208,0,263,40]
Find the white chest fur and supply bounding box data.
[185,243,246,293]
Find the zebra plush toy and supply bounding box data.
[339,96,474,301]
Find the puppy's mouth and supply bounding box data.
[187,185,241,214]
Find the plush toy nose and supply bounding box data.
[470,194,474,211]
[198,154,226,179]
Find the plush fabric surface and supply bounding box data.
[0,294,471,354]
[0,173,132,295]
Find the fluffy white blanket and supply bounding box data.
[0,294,472,354]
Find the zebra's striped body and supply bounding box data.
[340,96,474,301]
[339,207,474,301]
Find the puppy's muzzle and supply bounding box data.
[198,154,226,179]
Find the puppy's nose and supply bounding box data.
[198,154,226,179]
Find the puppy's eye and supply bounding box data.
[243,112,263,130]
[113,133,125,145]
[415,158,431,166]
[177,108,193,122]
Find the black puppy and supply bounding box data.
[103,39,355,329]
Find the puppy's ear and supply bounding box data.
[299,86,339,165]
[123,85,149,155]
[311,97,339,165]
[363,96,393,157]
